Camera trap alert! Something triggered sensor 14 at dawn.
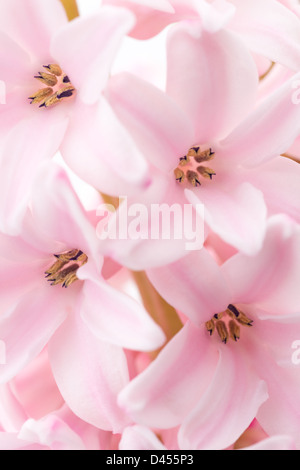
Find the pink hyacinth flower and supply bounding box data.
[104,0,300,71]
[0,162,165,432]
[118,216,300,449]
[100,20,300,269]
[0,351,121,449]
[0,0,149,234]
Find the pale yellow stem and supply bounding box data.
[281,153,300,164]
[259,61,275,81]
[60,0,79,21]
[131,271,183,359]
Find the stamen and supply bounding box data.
[43,64,63,76]
[205,319,215,336]
[174,168,185,183]
[194,148,215,163]
[29,63,76,109]
[34,72,58,87]
[197,166,216,180]
[186,170,201,187]
[206,304,253,343]
[29,87,53,105]
[228,320,240,342]
[216,321,228,344]
[174,146,216,187]
[45,249,88,288]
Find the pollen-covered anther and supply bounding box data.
[174,168,185,183]
[43,64,63,76]
[186,170,201,187]
[29,63,76,109]
[194,148,215,163]
[206,304,253,343]
[45,249,88,288]
[226,304,253,327]
[197,166,216,180]
[228,320,240,342]
[205,319,215,336]
[174,146,216,187]
[34,71,58,87]
[28,87,53,105]
[215,320,228,344]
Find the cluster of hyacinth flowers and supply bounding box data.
[0,0,300,451]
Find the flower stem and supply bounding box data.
[60,0,79,21]
[131,270,183,358]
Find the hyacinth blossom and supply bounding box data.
[118,216,300,449]
[1,0,300,452]
[104,0,300,70]
[0,0,150,235]
[100,24,300,269]
[0,162,165,432]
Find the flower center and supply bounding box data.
[205,304,253,344]
[29,64,76,109]
[45,249,88,288]
[174,146,216,187]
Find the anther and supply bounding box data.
[197,166,216,180]
[43,64,63,76]
[228,320,240,342]
[216,320,228,344]
[34,72,58,87]
[194,148,215,163]
[29,87,53,105]
[205,320,215,336]
[174,168,185,183]
[186,170,201,187]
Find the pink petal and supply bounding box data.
[61,97,149,196]
[0,0,67,60]
[242,435,296,451]
[248,324,300,448]
[51,6,135,105]
[48,305,130,433]
[166,23,258,142]
[103,0,178,39]
[147,248,231,326]
[99,173,204,270]
[245,156,300,223]
[178,346,268,450]
[118,322,219,429]
[219,71,300,167]
[0,32,31,90]
[229,0,300,71]
[185,181,267,256]
[105,72,195,173]
[0,113,69,235]
[221,216,300,315]
[18,416,86,451]
[0,432,45,450]
[0,285,68,383]
[30,163,101,262]
[78,264,166,351]
[119,425,167,450]
[0,384,28,432]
